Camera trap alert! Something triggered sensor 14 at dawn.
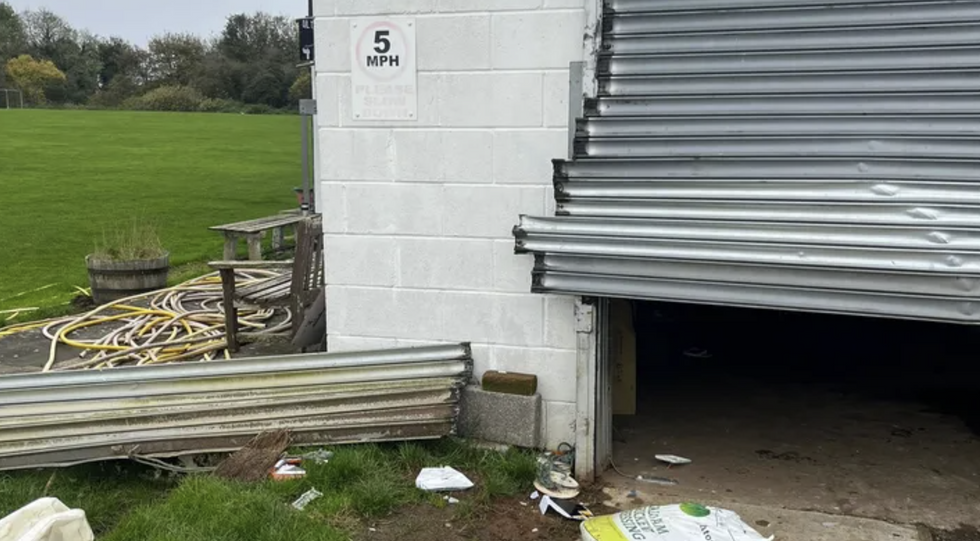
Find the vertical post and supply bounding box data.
[567,61,585,160]
[574,298,597,483]
[301,110,311,215]
[220,268,239,353]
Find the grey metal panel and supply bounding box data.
[577,137,980,159]
[0,345,473,470]
[590,94,980,116]
[557,200,980,228]
[517,215,980,251]
[556,179,980,205]
[532,272,980,323]
[516,221,980,274]
[578,116,980,137]
[607,3,980,35]
[601,71,980,96]
[557,158,980,181]
[537,254,980,297]
[513,0,980,322]
[601,47,980,76]
[603,24,980,55]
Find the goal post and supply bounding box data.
[0,89,24,109]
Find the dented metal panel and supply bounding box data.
[514,0,980,322]
[0,344,472,470]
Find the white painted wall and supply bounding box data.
[313,0,591,448]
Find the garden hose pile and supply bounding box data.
[0,271,291,372]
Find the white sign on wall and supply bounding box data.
[349,18,417,121]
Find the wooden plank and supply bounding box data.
[238,274,291,299]
[272,227,284,251]
[210,215,305,234]
[220,268,239,353]
[208,260,293,271]
[247,234,263,261]
[223,234,237,261]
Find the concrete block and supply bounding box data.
[491,11,585,69]
[493,240,533,293]
[324,235,398,286]
[314,75,343,127]
[391,130,493,183]
[417,15,491,71]
[459,386,541,448]
[339,74,441,127]
[443,131,494,183]
[490,294,544,347]
[440,291,494,343]
[332,0,439,16]
[346,183,443,235]
[327,286,449,340]
[544,0,586,6]
[493,129,566,184]
[438,0,542,11]
[398,238,494,290]
[543,400,576,449]
[319,129,396,181]
[328,335,401,352]
[493,346,576,403]
[442,185,545,239]
[544,295,577,349]
[317,182,347,233]
[314,18,350,73]
[543,71,571,128]
[438,73,543,127]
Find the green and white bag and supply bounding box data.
[581,503,772,541]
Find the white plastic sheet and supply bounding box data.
[581,503,772,541]
[0,498,94,541]
[414,466,474,492]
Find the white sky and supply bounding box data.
[5,0,306,45]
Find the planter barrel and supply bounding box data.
[86,252,170,305]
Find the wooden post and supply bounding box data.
[246,234,263,261]
[220,268,239,352]
[271,227,284,251]
[223,234,238,260]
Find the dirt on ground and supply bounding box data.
[928,526,980,541]
[356,496,585,541]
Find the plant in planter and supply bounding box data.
[86,221,170,305]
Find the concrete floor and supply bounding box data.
[606,378,980,537]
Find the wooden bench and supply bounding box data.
[209,215,324,352]
[210,213,306,261]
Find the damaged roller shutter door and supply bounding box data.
[0,344,473,470]
[514,0,980,323]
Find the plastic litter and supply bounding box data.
[539,496,593,521]
[271,458,307,481]
[637,475,678,486]
[655,455,692,466]
[444,496,460,505]
[580,503,773,541]
[415,466,474,492]
[302,449,334,464]
[0,498,94,541]
[291,488,323,510]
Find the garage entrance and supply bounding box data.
[606,299,980,532]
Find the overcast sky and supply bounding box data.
[6,0,305,45]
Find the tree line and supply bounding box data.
[0,2,311,112]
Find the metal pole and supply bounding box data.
[301,113,311,215]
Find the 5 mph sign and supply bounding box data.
[350,18,417,121]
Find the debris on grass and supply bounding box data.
[213,430,290,482]
[302,449,334,464]
[415,466,474,492]
[0,497,94,541]
[581,503,772,541]
[538,495,592,521]
[291,488,323,510]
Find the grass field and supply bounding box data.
[0,441,538,541]
[0,109,299,318]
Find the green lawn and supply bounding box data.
[0,441,538,541]
[0,109,299,317]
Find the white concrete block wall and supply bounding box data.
[314,0,591,449]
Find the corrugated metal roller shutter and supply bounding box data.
[514,0,980,322]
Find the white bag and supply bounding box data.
[414,466,474,492]
[581,503,772,541]
[0,498,94,541]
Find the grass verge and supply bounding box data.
[0,440,539,540]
